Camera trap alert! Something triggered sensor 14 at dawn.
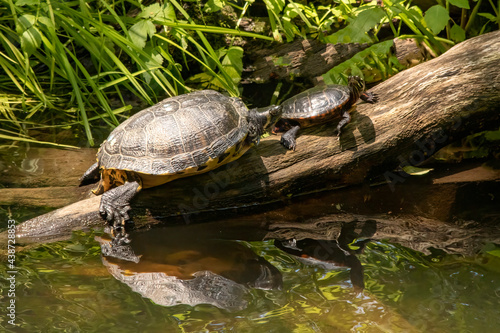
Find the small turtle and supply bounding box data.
[80,90,281,244]
[275,76,377,150]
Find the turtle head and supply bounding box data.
[247,105,282,145]
[348,76,365,99]
[260,105,282,132]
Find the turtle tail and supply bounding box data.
[79,162,100,186]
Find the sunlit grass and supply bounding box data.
[1,0,497,147]
[0,0,271,147]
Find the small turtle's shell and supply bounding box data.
[97,90,249,188]
[281,84,350,121]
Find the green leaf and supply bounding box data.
[325,7,386,43]
[450,24,466,42]
[163,3,176,21]
[17,14,36,31]
[21,27,42,55]
[408,6,425,19]
[64,243,86,252]
[424,5,450,35]
[486,249,500,258]
[129,20,156,49]
[186,72,212,85]
[221,46,243,84]
[140,3,176,21]
[484,130,500,141]
[323,40,395,84]
[349,64,363,77]
[38,15,55,33]
[282,20,300,41]
[204,0,225,13]
[263,0,286,12]
[402,166,434,175]
[478,13,498,22]
[18,15,42,55]
[141,47,164,84]
[447,0,470,9]
[139,3,162,19]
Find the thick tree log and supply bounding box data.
[242,38,432,84]
[243,39,371,84]
[8,31,500,243]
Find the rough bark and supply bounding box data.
[6,30,500,244]
[243,39,371,84]
[242,38,433,85]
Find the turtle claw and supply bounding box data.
[98,181,140,245]
[99,204,114,223]
[111,227,131,246]
[362,92,378,104]
[100,199,131,232]
[281,135,296,151]
[99,200,123,223]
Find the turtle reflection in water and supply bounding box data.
[274,220,376,292]
[97,232,283,312]
[80,90,282,244]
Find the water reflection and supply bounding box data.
[275,220,376,292]
[97,220,376,313]
[96,229,282,312]
[2,220,499,332]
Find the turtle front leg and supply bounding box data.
[100,180,141,245]
[336,111,351,137]
[360,91,378,104]
[281,125,301,150]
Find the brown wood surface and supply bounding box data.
[5,31,500,244]
[242,38,432,85]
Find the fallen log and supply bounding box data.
[242,39,372,84]
[9,30,500,243]
[242,38,432,85]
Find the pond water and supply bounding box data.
[1,147,500,332]
[1,197,500,332]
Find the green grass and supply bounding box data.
[0,0,271,147]
[0,0,497,147]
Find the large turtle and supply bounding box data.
[275,76,377,150]
[80,90,282,244]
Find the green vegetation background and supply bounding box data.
[0,0,498,147]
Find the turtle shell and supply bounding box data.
[281,84,351,120]
[97,90,250,188]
